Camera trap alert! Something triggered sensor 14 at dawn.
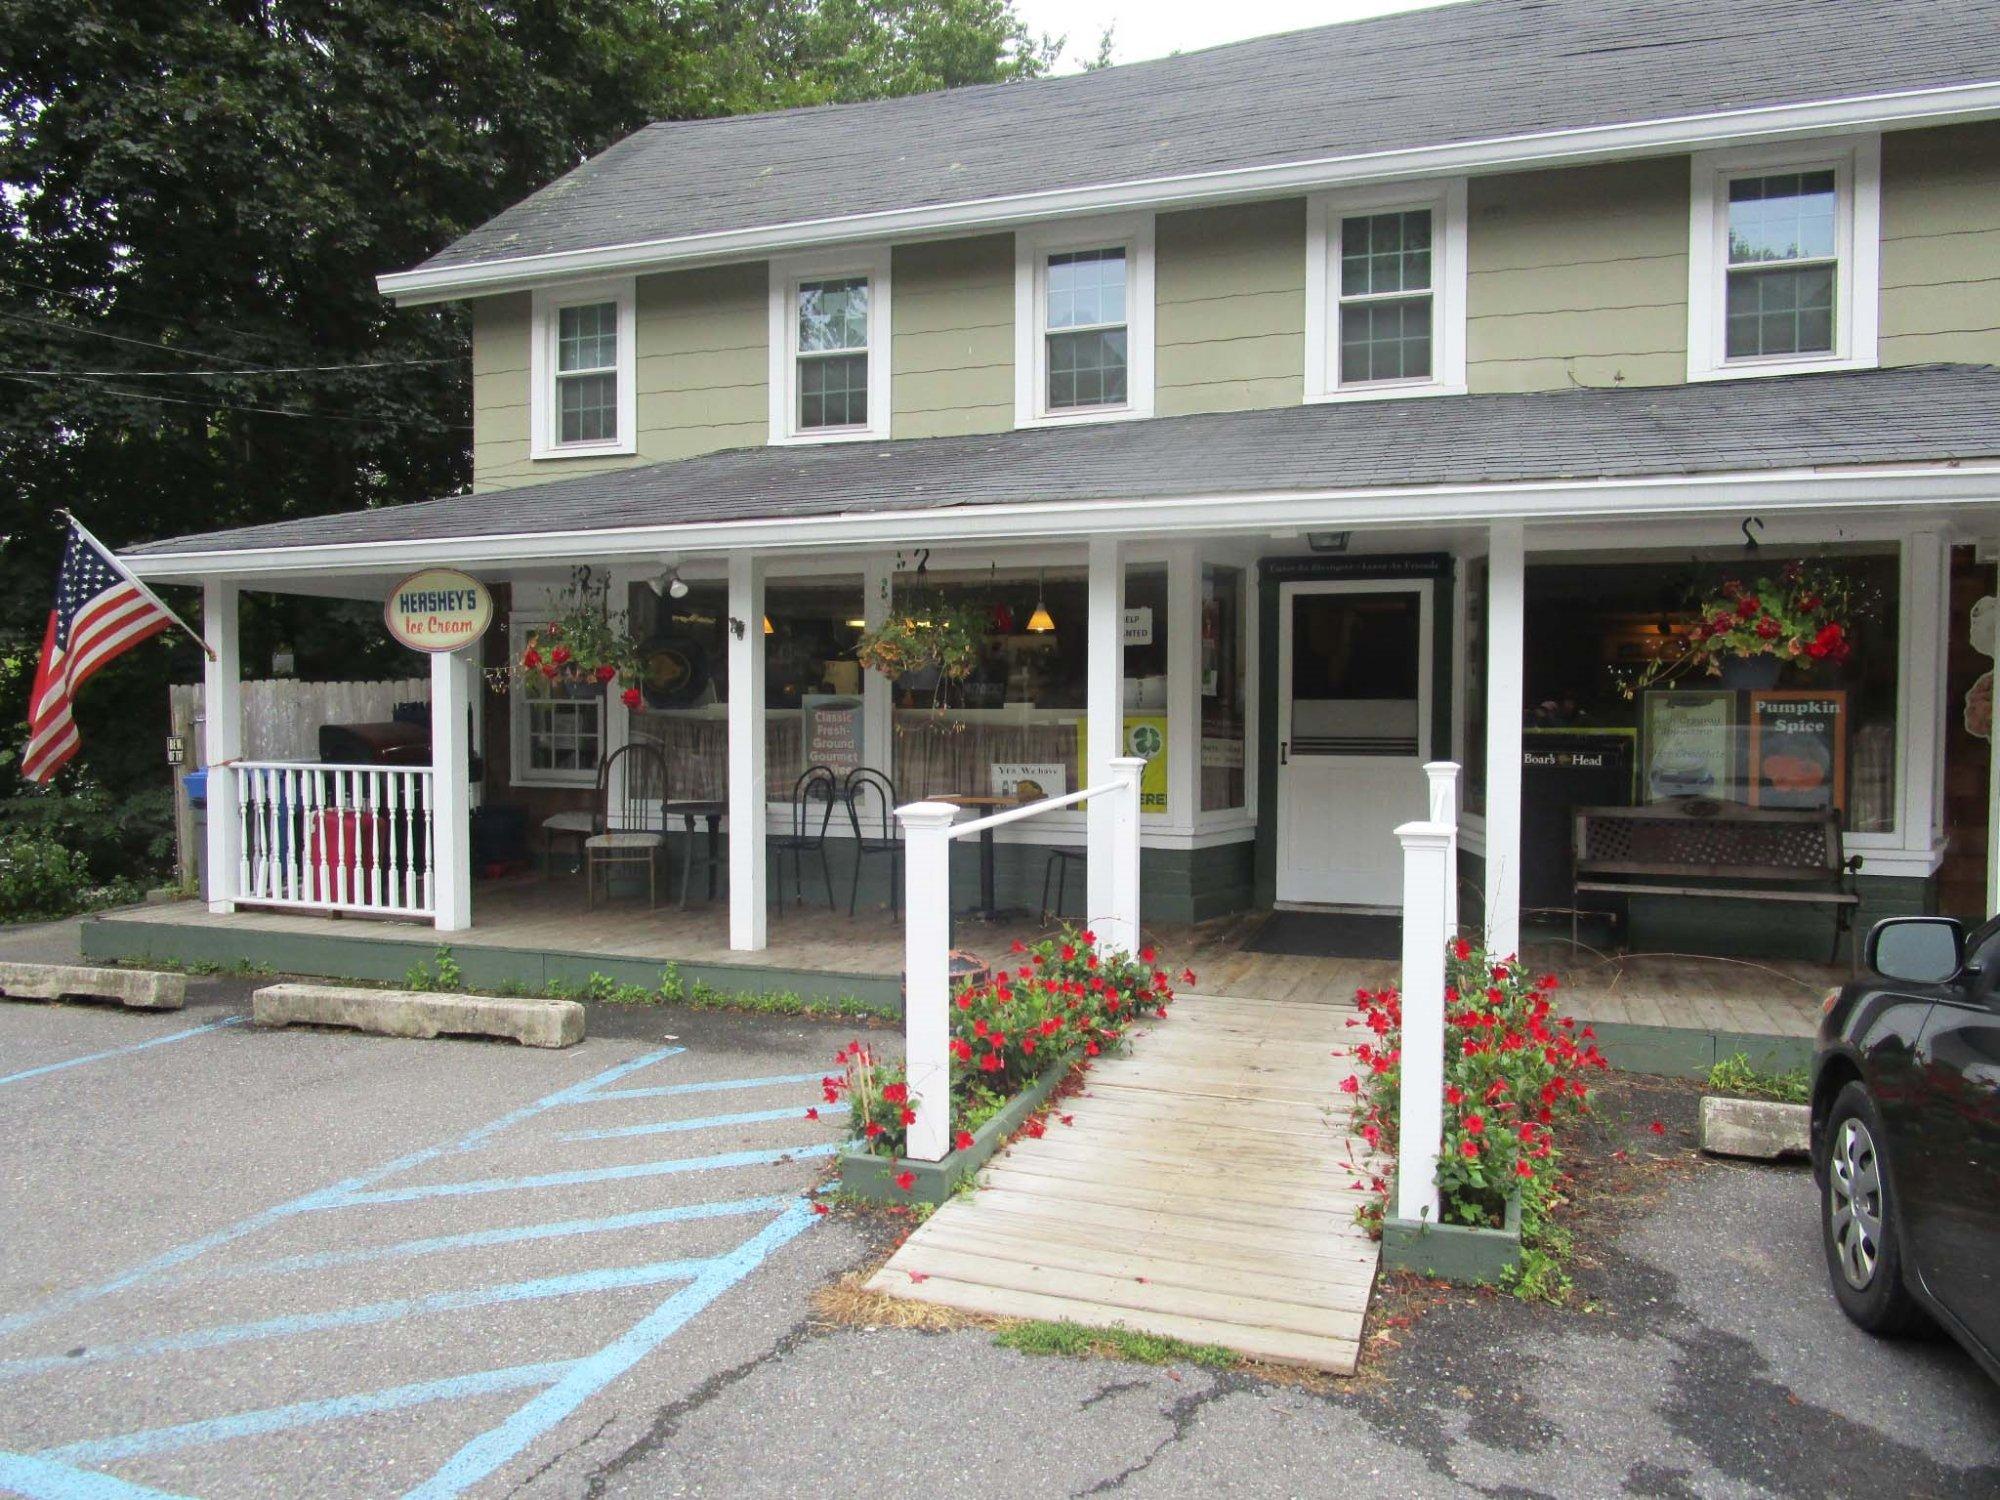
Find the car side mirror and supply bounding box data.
[1866,916,1964,984]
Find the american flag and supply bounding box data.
[22,520,177,783]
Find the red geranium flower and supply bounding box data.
[621,687,642,709]
[953,1129,974,1151]
[893,1171,915,1192]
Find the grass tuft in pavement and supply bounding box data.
[994,1319,1239,1369]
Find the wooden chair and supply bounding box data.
[771,764,839,912]
[585,742,668,908]
[843,767,902,916]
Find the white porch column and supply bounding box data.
[1086,537,1124,932]
[898,800,959,1162]
[728,551,768,951]
[1394,819,1453,1225]
[429,646,473,932]
[1901,529,1948,865]
[863,555,894,786]
[1425,760,1461,937]
[201,580,241,914]
[1104,755,1146,956]
[1483,522,1525,957]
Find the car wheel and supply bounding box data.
[1821,1081,1923,1335]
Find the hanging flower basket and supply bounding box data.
[852,591,987,697]
[1617,561,1860,699]
[509,570,645,710]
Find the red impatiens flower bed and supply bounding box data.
[822,925,1192,1165]
[1345,939,1608,1230]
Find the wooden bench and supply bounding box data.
[1572,801,1862,967]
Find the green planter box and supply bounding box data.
[1381,1187,1523,1284]
[837,1049,1080,1206]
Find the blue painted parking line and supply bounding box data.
[0,1018,243,1090]
[0,1043,688,1340]
[37,1362,578,1468]
[0,1449,195,1499]
[555,1104,813,1143]
[569,1070,824,1104]
[320,1141,842,1209]
[209,1196,792,1283]
[404,1199,820,1500]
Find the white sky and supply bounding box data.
[1015,0,1467,70]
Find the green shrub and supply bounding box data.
[0,828,140,918]
[1707,1051,1809,1104]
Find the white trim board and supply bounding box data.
[378,81,2000,305]
[122,463,2000,584]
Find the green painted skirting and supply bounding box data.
[838,1049,1081,1206]
[1589,1021,1812,1078]
[80,914,900,1012]
[1381,1191,1523,1284]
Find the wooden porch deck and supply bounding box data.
[867,991,1378,1371]
[98,877,1832,1040]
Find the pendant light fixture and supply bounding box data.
[762,614,774,635]
[1026,568,1056,634]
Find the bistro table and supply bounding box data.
[662,798,726,910]
[937,793,1022,922]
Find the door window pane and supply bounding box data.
[1291,591,1422,755]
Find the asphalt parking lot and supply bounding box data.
[1,923,1996,1498]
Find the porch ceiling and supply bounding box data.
[125,363,2000,575]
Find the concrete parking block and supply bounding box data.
[1698,1094,1810,1160]
[0,961,185,1011]
[251,983,584,1048]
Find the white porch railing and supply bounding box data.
[234,761,436,919]
[1394,761,1461,1226]
[896,756,1147,1162]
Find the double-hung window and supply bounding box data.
[1306,182,1466,401]
[529,280,636,459]
[508,622,605,787]
[1688,137,1879,380]
[1015,215,1154,426]
[769,248,891,442]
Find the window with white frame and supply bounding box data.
[1015,216,1154,425]
[1687,136,1879,381]
[1306,182,1466,401]
[529,281,636,459]
[508,622,605,787]
[768,249,891,442]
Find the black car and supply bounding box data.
[1812,915,2000,1382]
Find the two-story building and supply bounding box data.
[97,0,2000,1023]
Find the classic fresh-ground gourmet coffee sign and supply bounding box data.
[384,568,493,653]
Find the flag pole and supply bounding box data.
[57,510,217,663]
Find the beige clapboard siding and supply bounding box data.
[471,263,767,493]
[1880,121,2000,366]
[1466,157,1689,392]
[1156,199,1306,415]
[891,235,1013,436]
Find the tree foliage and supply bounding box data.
[0,0,1053,873]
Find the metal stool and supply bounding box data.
[1040,847,1085,922]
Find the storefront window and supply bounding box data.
[625,577,865,800]
[891,563,1168,813]
[1201,564,1247,811]
[1521,547,1899,835]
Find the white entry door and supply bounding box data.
[1276,579,1434,907]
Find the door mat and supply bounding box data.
[1241,910,1401,960]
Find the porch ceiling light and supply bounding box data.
[762,614,775,635]
[650,567,690,600]
[1026,568,1056,634]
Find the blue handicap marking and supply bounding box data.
[0,1017,243,1090]
[0,1040,838,1497]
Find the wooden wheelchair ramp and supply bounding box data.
[866,991,1378,1372]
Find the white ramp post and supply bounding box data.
[1395,819,1453,1226]
[898,801,959,1162]
[727,552,768,952]
[1085,537,1124,934]
[1424,761,1461,939]
[430,646,472,932]
[202,580,241,914]
[1104,755,1145,957]
[1484,522,1525,958]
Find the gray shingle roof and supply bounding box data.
[128,365,2000,559]
[412,0,2000,275]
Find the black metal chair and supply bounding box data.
[843,767,903,916]
[1041,847,1085,922]
[770,764,839,911]
[584,742,668,908]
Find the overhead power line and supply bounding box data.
[0,373,472,431]
[6,356,466,378]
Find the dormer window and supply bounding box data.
[1015,215,1155,426]
[769,248,891,443]
[529,279,636,459]
[1687,136,1879,381]
[1305,182,1466,402]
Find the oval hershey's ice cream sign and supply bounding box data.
[384,567,493,652]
